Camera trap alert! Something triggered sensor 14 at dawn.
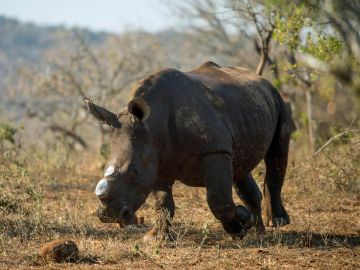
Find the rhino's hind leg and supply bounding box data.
[233,174,265,233]
[264,120,291,227]
[202,154,255,239]
[143,179,175,242]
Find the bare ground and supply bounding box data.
[0,139,359,269]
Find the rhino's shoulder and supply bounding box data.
[130,68,188,98]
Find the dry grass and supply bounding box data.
[0,137,359,270]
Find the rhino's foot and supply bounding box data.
[143,227,176,243]
[264,199,290,228]
[254,214,266,234]
[231,214,256,239]
[222,205,256,239]
[270,216,290,227]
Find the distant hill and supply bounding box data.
[0,16,109,92]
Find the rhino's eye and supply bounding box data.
[128,168,140,183]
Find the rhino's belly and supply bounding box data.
[159,126,273,185]
[232,134,273,178]
[176,156,206,187]
[159,156,205,187]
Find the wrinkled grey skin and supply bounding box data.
[87,61,295,241]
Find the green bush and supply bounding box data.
[0,123,18,144]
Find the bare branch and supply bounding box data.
[309,129,360,159]
[50,62,86,97]
[48,124,88,149]
[73,30,105,89]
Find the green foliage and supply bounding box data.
[273,3,344,62]
[0,123,18,144]
[302,33,343,62]
[291,129,304,141]
[273,5,308,51]
[272,78,282,89]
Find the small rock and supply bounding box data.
[39,239,79,263]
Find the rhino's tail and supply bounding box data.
[281,101,296,134]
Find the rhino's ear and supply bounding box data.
[84,98,121,128]
[128,96,150,121]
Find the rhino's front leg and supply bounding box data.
[143,179,175,242]
[202,154,255,238]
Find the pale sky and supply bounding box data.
[0,0,175,33]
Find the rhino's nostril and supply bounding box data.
[123,210,131,220]
[120,206,133,222]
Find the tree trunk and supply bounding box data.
[305,90,315,153]
[256,52,267,75]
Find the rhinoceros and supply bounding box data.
[86,61,294,241]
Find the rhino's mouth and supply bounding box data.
[96,204,134,223]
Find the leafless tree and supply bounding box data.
[22,30,166,153]
[229,0,276,75]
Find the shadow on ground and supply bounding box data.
[215,230,359,249]
[164,225,360,250]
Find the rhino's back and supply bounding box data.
[186,61,280,138]
[183,62,281,174]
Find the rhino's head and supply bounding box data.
[85,97,157,224]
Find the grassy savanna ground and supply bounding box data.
[0,136,359,269]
